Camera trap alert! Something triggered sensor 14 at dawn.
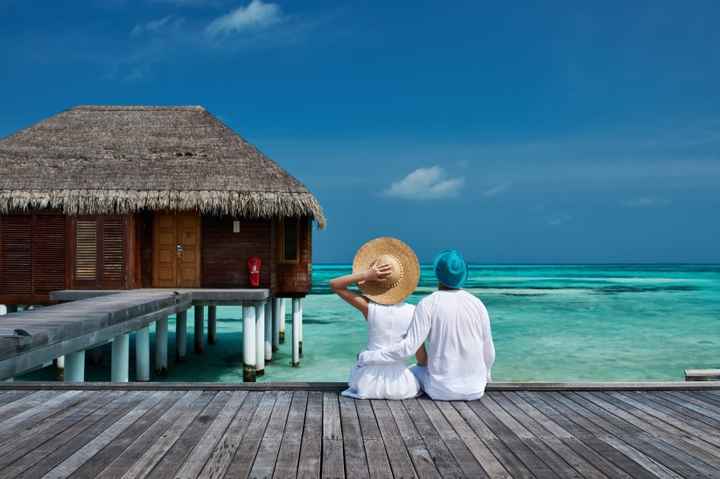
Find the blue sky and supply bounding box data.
[1,1,719,263]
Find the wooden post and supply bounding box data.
[194,305,204,353]
[299,297,304,358]
[135,326,150,381]
[64,350,85,383]
[264,300,272,362]
[279,298,286,343]
[176,310,187,362]
[255,302,265,376]
[208,305,217,345]
[291,298,300,367]
[242,304,256,382]
[271,298,280,352]
[155,316,168,374]
[111,333,129,382]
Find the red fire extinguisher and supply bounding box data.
[248,256,262,287]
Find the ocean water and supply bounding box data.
[20,264,720,382]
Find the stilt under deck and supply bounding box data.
[0,382,717,478]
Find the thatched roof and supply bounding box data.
[0,105,325,227]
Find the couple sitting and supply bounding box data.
[330,237,495,401]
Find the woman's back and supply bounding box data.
[366,302,415,351]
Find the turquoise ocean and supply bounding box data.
[22,264,720,383]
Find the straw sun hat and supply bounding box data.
[352,237,420,305]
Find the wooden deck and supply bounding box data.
[0,386,719,478]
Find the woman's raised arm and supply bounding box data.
[329,263,391,319]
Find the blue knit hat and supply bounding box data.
[433,249,468,289]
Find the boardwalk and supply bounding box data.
[0,386,718,478]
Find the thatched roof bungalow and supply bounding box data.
[0,105,325,305]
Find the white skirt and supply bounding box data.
[341,362,421,400]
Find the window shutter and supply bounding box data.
[75,219,97,282]
[32,215,66,294]
[0,216,33,294]
[282,218,299,262]
[102,217,125,284]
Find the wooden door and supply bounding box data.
[152,213,201,288]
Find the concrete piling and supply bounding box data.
[291,298,300,367]
[299,298,304,358]
[135,326,150,381]
[264,300,272,362]
[208,305,217,345]
[279,298,286,343]
[255,302,265,376]
[65,350,85,383]
[194,305,204,353]
[176,310,187,361]
[155,316,168,374]
[242,304,256,382]
[111,333,129,382]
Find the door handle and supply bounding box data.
[176,244,184,257]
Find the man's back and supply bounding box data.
[416,289,495,400]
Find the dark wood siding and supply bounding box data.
[0,213,66,304]
[201,217,272,288]
[273,216,312,296]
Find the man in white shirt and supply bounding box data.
[358,249,495,400]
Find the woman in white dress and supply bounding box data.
[330,237,426,400]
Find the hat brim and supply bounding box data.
[352,237,420,305]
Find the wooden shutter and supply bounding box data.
[32,215,66,294]
[102,217,125,285]
[75,219,98,282]
[0,216,33,294]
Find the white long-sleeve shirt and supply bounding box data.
[358,290,495,400]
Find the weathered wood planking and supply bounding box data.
[0,389,716,478]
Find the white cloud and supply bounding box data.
[384,166,465,200]
[623,197,671,208]
[206,0,283,36]
[483,182,511,198]
[131,15,185,37]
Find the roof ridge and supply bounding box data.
[72,105,206,111]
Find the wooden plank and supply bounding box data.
[370,400,418,479]
[0,390,85,443]
[175,391,248,479]
[223,391,278,479]
[338,397,370,479]
[148,391,231,479]
[94,391,203,478]
[469,397,559,479]
[503,392,634,479]
[548,392,688,479]
[664,390,720,422]
[200,391,263,479]
[356,399,392,479]
[274,391,308,479]
[321,391,345,479]
[386,400,440,479]
[0,390,32,406]
[520,392,657,479]
[417,398,489,479]
[42,391,172,479]
[402,398,465,478]
[0,391,118,470]
[0,390,61,423]
[297,391,323,479]
[633,390,720,430]
[118,391,215,478]
[249,391,293,479]
[6,392,145,479]
[489,393,605,478]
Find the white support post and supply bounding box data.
[242,304,256,382]
[111,333,129,382]
[64,350,85,383]
[271,298,280,352]
[255,302,265,376]
[279,298,286,344]
[264,300,272,362]
[176,310,187,362]
[55,355,65,380]
[194,305,204,353]
[299,297,304,358]
[155,316,168,375]
[291,298,300,367]
[135,326,150,381]
[208,305,217,345]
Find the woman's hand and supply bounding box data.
[362,261,392,283]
